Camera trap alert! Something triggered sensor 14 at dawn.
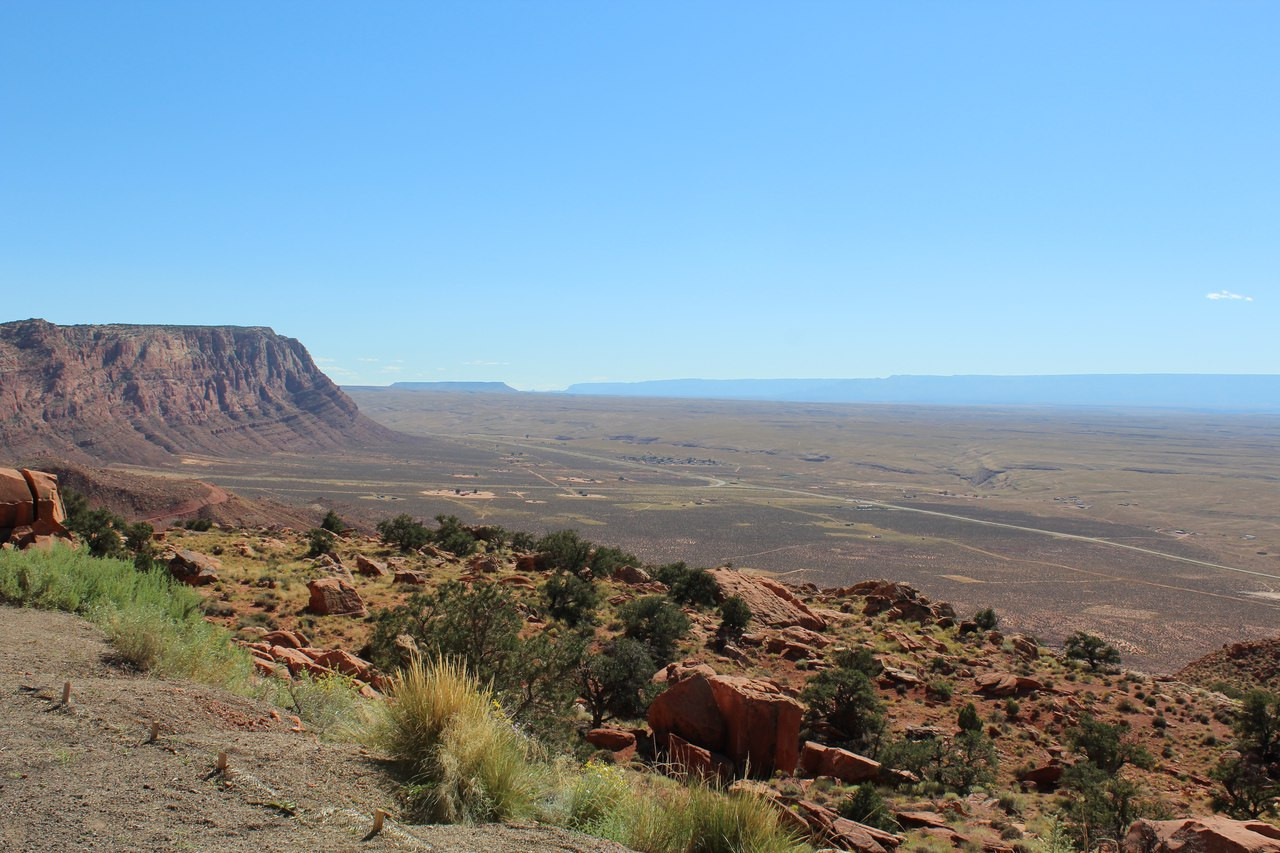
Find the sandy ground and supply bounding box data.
[0,606,630,852]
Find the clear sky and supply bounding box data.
[2,2,1275,389]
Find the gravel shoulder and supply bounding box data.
[0,605,629,852]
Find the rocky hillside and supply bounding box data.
[1177,638,1280,697]
[0,319,394,464]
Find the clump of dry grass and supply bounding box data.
[365,656,545,823]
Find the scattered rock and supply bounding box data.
[612,564,652,585]
[975,672,1044,697]
[801,741,881,783]
[167,548,222,586]
[393,570,428,585]
[355,555,388,577]
[305,577,367,616]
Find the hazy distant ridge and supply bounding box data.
[563,375,1280,411]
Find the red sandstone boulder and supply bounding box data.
[167,548,222,586]
[587,727,637,752]
[1017,763,1064,789]
[515,554,541,573]
[667,733,733,782]
[648,673,727,752]
[310,649,375,681]
[793,800,902,852]
[1123,817,1280,853]
[305,577,366,616]
[355,555,388,577]
[975,672,1044,696]
[612,564,653,585]
[262,629,309,649]
[393,570,428,585]
[801,741,881,783]
[707,568,826,631]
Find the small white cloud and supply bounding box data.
[463,360,510,366]
[357,357,380,363]
[380,365,403,373]
[324,366,360,377]
[315,357,337,364]
[1206,290,1254,302]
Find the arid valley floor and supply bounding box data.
[112,390,1280,674]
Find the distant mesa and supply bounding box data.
[0,318,395,465]
[563,374,1280,411]
[353,381,518,393]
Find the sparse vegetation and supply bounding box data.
[1064,632,1122,672]
[619,595,690,666]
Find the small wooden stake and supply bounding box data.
[216,752,228,774]
[61,681,71,706]
[148,721,160,743]
[370,809,387,836]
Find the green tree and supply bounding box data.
[1212,754,1279,819]
[536,529,592,572]
[618,595,690,666]
[1234,690,1280,763]
[542,570,599,628]
[320,510,345,534]
[579,637,656,727]
[838,783,897,832]
[801,649,886,755]
[942,730,998,793]
[973,607,999,631]
[376,514,431,552]
[1067,714,1153,774]
[1064,631,1122,671]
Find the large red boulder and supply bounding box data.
[305,577,366,616]
[647,673,803,777]
[1123,817,1280,853]
[310,649,375,681]
[708,568,826,631]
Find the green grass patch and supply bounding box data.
[0,545,251,691]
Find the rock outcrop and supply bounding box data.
[800,741,881,784]
[166,548,222,586]
[648,673,803,777]
[840,579,957,626]
[1123,817,1280,853]
[0,468,70,549]
[0,319,394,464]
[708,568,826,631]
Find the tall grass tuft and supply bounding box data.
[556,766,806,853]
[0,545,251,691]
[366,656,545,823]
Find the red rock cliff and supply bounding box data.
[0,319,395,463]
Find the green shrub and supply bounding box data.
[716,596,752,645]
[272,671,369,739]
[579,637,656,727]
[1064,631,1121,671]
[320,510,345,534]
[973,607,999,631]
[432,514,478,557]
[619,596,690,666]
[588,545,638,579]
[838,783,897,832]
[305,527,337,557]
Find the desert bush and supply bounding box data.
[1234,689,1280,763]
[588,545,638,579]
[542,570,599,628]
[370,580,586,730]
[431,514,478,557]
[958,702,982,733]
[973,607,999,631]
[716,596,752,645]
[536,529,592,572]
[618,595,690,666]
[376,514,431,552]
[1064,631,1121,671]
[305,527,336,557]
[667,567,720,609]
[273,671,369,739]
[366,656,544,823]
[1211,754,1279,819]
[320,510,345,533]
[181,517,214,531]
[838,783,897,832]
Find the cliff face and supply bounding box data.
[0,319,395,463]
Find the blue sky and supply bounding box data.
[2,2,1275,389]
